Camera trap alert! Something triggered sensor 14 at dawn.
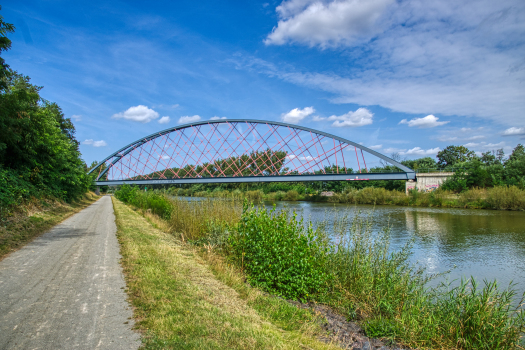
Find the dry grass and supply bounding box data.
[168,197,242,240]
[112,197,339,350]
[0,192,100,259]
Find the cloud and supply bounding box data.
[312,115,326,121]
[71,115,81,121]
[111,105,159,123]
[383,147,406,154]
[503,127,525,136]
[211,116,227,120]
[399,115,449,128]
[83,139,107,147]
[265,0,394,47]
[369,144,382,150]
[93,140,107,147]
[236,0,525,126]
[327,108,373,127]
[400,147,440,156]
[158,116,170,124]
[178,115,201,124]
[281,106,315,123]
[286,154,317,161]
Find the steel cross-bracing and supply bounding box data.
[88,119,416,186]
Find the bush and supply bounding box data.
[228,203,331,300]
[283,190,299,201]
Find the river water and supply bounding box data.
[263,201,525,299]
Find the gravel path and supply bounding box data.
[0,196,140,350]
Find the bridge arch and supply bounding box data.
[89,119,415,185]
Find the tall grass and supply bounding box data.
[114,186,525,349]
[328,186,525,210]
[168,197,241,241]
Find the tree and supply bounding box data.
[0,6,15,91]
[504,144,525,187]
[436,145,476,168]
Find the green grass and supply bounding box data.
[115,188,525,349]
[0,192,100,259]
[112,196,339,350]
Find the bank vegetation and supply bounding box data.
[115,185,525,349]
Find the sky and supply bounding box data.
[2,0,525,165]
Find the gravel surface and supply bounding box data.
[0,196,140,350]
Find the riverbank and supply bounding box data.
[111,196,341,350]
[176,185,525,211]
[114,185,525,349]
[0,192,100,259]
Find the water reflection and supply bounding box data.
[263,201,525,297]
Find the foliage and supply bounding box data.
[437,145,476,168]
[0,11,90,214]
[116,186,525,349]
[228,203,331,301]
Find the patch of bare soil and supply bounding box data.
[288,301,409,350]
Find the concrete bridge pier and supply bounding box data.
[406,172,454,194]
[95,186,100,195]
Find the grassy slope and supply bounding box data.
[0,192,100,259]
[112,197,339,350]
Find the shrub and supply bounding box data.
[283,190,299,201]
[228,203,331,300]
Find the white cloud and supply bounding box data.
[265,0,394,47]
[369,144,382,150]
[160,155,170,160]
[383,147,406,154]
[71,115,81,121]
[399,115,448,128]
[111,105,159,123]
[503,127,525,136]
[211,116,227,120]
[465,135,485,141]
[312,115,326,121]
[239,0,525,126]
[281,106,315,123]
[437,136,458,142]
[158,116,170,124]
[286,154,316,161]
[178,115,201,124]
[400,147,440,156]
[327,107,373,127]
[83,139,107,147]
[93,140,107,147]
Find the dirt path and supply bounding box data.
[0,196,140,350]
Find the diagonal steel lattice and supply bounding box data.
[90,120,415,184]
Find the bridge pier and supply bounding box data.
[95,186,100,195]
[406,172,454,194]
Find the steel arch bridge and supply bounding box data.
[89,119,415,186]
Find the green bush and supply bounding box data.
[283,190,299,201]
[228,203,331,300]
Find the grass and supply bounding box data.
[329,186,525,210]
[112,196,340,350]
[0,192,100,259]
[115,188,525,349]
[171,185,525,211]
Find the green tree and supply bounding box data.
[504,144,525,187]
[0,6,15,90]
[436,145,476,168]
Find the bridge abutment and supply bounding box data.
[406,172,454,194]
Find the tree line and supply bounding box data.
[0,8,92,212]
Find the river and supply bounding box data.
[263,201,525,299]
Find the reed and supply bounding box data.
[114,186,525,349]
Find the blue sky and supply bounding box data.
[2,0,525,165]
